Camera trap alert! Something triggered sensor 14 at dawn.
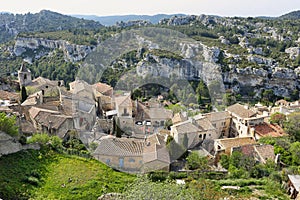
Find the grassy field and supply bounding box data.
[0,149,135,200]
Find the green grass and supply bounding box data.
[0,149,135,200]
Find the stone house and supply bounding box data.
[287,174,300,199]
[171,115,217,149]
[226,103,266,138]
[93,137,144,173]
[114,94,134,130]
[28,106,74,138]
[202,111,231,138]
[93,134,170,173]
[214,136,256,155]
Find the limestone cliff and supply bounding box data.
[14,37,95,62]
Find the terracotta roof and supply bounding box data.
[93,82,113,96]
[227,103,256,118]
[0,90,19,101]
[288,175,300,192]
[216,137,256,151]
[94,138,144,157]
[254,123,287,137]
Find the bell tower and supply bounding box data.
[18,63,32,87]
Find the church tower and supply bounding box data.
[18,63,32,87]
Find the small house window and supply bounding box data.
[106,159,110,164]
[24,74,27,80]
[129,158,135,163]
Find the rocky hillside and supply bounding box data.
[1,10,300,101]
[0,10,103,43]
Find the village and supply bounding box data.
[1,64,300,198]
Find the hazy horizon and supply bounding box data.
[1,0,300,18]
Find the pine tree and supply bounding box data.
[21,86,28,103]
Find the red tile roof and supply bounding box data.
[254,123,287,138]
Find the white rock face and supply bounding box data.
[285,47,300,60]
[14,37,94,62]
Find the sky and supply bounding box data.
[1,0,300,17]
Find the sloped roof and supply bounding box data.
[172,119,202,134]
[203,111,231,122]
[148,107,173,120]
[288,175,300,192]
[34,112,71,129]
[93,82,113,95]
[216,137,256,150]
[255,144,275,162]
[227,103,256,118]
[172,112,188,125]
[254,123,287,137]
[115,95,132,107]
[0,90,19,101]
[19,63,30,72]
[94,138,144,157]
[143,134,170,164]
[194,115,215,130]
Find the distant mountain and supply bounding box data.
[279,10,300,19]
[0,10,103,43]
[73,14,186,26]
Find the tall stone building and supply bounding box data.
[18,63,32,87]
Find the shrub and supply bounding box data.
[0,112,18,136]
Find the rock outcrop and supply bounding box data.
[14,37,95,62]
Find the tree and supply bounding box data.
[284,112,300,141]
[21,86,28,103]
[290,142,300,165]
[270,112,286,126]
[185,152,209,170]
[0,112,18,136]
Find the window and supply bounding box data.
[24,74,27,80]
[106,159,110,164]
[129,158,135,163]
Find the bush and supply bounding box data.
[0,112,18,136]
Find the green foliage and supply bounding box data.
[185,152,209,170]
[121,176,224,200]
[284,112,300,141]
[270,112,286,125]
[0,112,18,136]
[290,142,300,165]
[220,154,230,169]
[0,150,135,200]
[27,133,51,146]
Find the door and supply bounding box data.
[119,158,124,168]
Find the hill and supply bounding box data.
[73,13,186,26]
[0,149,135,199]
[279,10,300,19]
[0,10,103,43]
